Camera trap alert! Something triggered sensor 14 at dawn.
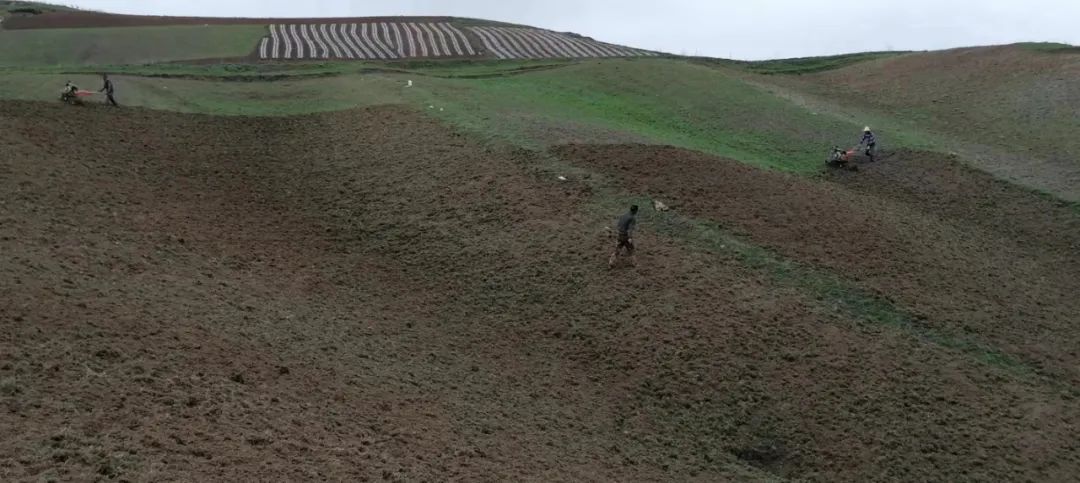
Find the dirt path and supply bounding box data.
[2,103,1078,481]
[555,144,1080,387]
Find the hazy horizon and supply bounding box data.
[46,1,1080,60]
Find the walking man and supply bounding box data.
[100,74,118,107]
[609,205,639,268]
[860,126,876,162]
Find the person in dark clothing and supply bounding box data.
[609,205,639,268]
[860,127,877,161]
[100,74,118,107]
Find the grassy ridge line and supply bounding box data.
[697,51,911,75]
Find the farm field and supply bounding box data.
[4,101,1078,482]
[2,2,1079,481]
[0,24,268,66]
[255,23,653,60]
[467,26,654,59]
[261,22,478,60]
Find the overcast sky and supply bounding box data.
[61,0,1080,60]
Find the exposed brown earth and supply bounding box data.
[554,144,1080,386]
[833,149,1080,253]
[2,103,1078,481]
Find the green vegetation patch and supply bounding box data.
[0,24,267,67]
[417,58,920,173]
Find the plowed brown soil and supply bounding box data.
[2,103,1078,481]
[554,144,1080,386]
[835,149,1080,253]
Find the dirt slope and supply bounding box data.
[2,103,1078,481]
[555,144,1080,385]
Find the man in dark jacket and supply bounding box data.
[860,127,877,161]
[100,74,118,107]
[609,205,639,268]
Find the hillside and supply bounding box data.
[5,99,1079,482]
[754,44,1080,200]
[0,9,656,65]
[2,5,1079,482]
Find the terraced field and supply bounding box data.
[260,22,476,60]
[468,27,655,59]
[256,23,656,60]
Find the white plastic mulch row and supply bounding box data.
[468,27,657,59]
[262,22,477,60]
